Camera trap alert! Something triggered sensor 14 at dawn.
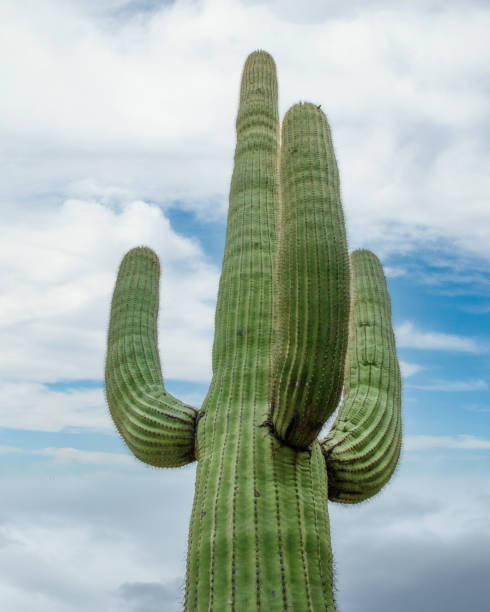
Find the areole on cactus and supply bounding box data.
[105,50,402,611]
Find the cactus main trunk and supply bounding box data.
[187,422,335,610]
[184,51,336,610]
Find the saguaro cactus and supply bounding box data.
[105,51,402,611]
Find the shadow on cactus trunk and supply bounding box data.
[105,50,402,611]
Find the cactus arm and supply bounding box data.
[105,246,197,467]
[271,103,350,448]
[321,250,402,503]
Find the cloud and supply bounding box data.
[0,446,22,455]
[395,321,486,352]
[0,382,110,432]
[244,0,490,25]
[118,579,183,612]
[399,360,423,377]
[0,445,134,465]
[0,469,196,612]
[407,378,488,392]
[44,447,135,465]
[330,474,490,611]
[1,0,490,263]
[0,465,489,612]
[404,434,490,450]
[464,403,490,413]
[0,198,218,387]
[383,266,406,278]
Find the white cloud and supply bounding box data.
[407,378,488,392]
[464,403,490,413]
[0,469,195,612]
[0,446,22,455]
[43,447,134,465]
[399,360,423,377]
[395,321,486,353]
[0,445,134,465]
[330,473,490,611]
[119,579,183,612]
[0,198,218,387]
[383,266,406,278]
[405,434,490,451]
[0,382,110,432]
[0,464,489,612]
[0,0,489,261]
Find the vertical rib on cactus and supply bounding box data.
[272,102,350,448]
[104,50,402,611]
[321,250,402,503]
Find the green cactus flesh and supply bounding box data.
[105,50,402,611]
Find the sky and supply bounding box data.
[0,0,489,610]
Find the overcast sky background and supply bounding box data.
[1,0,489,610]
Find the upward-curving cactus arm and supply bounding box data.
[271,102,350,449]
[321,249,402,503]
[105,246,198,468]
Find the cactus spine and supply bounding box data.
[105,51,402,611]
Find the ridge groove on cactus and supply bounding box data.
[105,49,402,611]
